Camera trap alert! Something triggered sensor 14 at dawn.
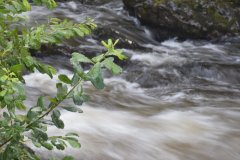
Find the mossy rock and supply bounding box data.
[123,0,240,41]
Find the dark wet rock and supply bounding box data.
[32,24,149,58]
[122,0,240,41]
[32,38,103,58]
[79,0,113,5]
[124,62,182,88]
[55,0,112,5]
[124,59,240,88]
[93,26,146,50]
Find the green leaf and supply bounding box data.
[62,156,74,160]
[64,137,81,148]
[79,25,91,35]
[66,132,79,137]
[73,94,84,106]
[58,74,72,84]
[73,28,84,37]
[0,75,8,82]
[22,0,31,11]
[101,40,109,48]
[41,142,53,150]
[48,97,58,103]
[102,57,122,75]
[3,112,10,119]
[10,64,24,75]
[91,54,105,63]
[87,62,104,89]
[108,39,113,46]
[56,83,68,99]
[27,107,42,120]
[108,49,127,60]
[71,72,81,86]
[15,101,26,110]
[37,64,57,78]
[61,106,83,113]
[73,90,83,106]
[56,143,65,150]
[113,39,119,46]
[51,139,66,150]
[37,96,45,109]
[12,82,25,98]
[32,128,48,141]
[0,90,7,97]
[32,141,42,148]
[71,52,93,65]
[16,115,27,122]
[51,110,64,129]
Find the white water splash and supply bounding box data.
[32,108,239,160]
[23,70,240,160]
[131,53,186,66]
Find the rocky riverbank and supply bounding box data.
[123,0,240,41]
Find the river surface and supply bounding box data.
[24,1,240,160]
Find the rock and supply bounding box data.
[93,26,145,50]
[123,0,240,41]
[79,0,112,5]
[54,0,112,5]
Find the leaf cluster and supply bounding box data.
[0,0,126,159]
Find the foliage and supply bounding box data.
[0,0,126,159]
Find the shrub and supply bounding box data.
[0,0,126,159]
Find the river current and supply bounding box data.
[24,1,240,160]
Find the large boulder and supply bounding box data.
[123,0,240,41]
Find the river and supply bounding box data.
[24,1,240,160]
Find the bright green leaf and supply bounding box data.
[58,74,72,84]
[62,156,74,160]
[71,52,93,65]
[64,137,81,148]
[102,57,122,75]
[51,110,64,129]
[87,62,104,89]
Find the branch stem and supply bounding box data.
[0,80,82,149]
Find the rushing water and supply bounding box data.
[24,1,240,160]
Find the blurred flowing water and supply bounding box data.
[24,1,240,160]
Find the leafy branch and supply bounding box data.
[0,2,127,156]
